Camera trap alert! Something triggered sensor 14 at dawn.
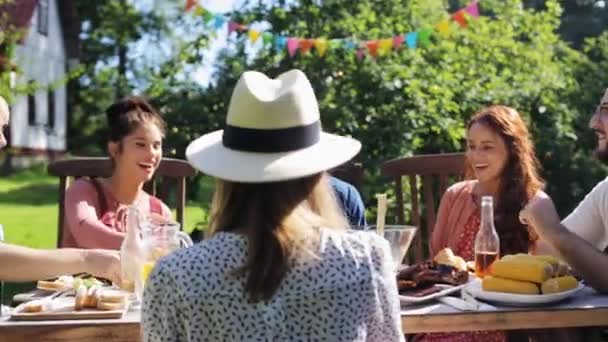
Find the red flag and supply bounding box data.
[453,10,467,28]
[184,0,197,12]
[299,39,314,54]
[366,41,379,58]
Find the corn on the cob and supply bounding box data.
[482,276,540,294]
[541,276,578,294]
[490,258,553,283]
[502,254,560,275]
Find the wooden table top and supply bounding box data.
[2,287,608,340]
[401,286,608,333]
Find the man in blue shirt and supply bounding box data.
[330,176,367,227]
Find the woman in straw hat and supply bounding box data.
[142,69,403,341]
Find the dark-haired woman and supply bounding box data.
[61,96,172,249]
[422,105,546,342]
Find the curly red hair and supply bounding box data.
[465,105,545,255]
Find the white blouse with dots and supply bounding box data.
[142,227,404,342]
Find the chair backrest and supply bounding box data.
[48,157,197,248]
[329,162,364,191]
[381,153,466,262]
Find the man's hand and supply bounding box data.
[519,192,562,241]
[84,249,121,285]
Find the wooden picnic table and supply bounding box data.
[1,287,608,341]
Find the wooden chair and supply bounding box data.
[329,162,364,191]
[48,157,197,248]
[381,153,466,262]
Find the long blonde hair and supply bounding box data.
[208,172,348,302]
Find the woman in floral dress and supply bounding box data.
[421,105,546,342]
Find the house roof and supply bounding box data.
[0,0,79,59]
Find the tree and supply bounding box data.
[162,0,598,220]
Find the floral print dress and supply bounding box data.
[416,207,506,342]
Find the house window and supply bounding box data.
[38,0,49,36]
[48,90,55,129]
[28,94,36,126]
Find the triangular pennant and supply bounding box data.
[464,1,480,18]
[213,15,226,30]
[193,5,204,17]
[248,30,261,43]
[418,28,432,46]
[393,35,404,49]
[406,32,418,49]
[262,32,273,46]
[329,39,342,50]
[366,40,379,58]
[356,48,365,61]
[274,36,287,50]
[344,40,356,50]
[435,20,450,37]
[314,39,328,57]
[184,0,197,12]
[453,10,467,28]
[299,39,314,54]
[227,21,238,35]
[202,10,214,24]
[287,38,299,57]
[378,38,393,55]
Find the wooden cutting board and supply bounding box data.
[10,297,126,321]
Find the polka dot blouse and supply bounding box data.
[142,228,404,342]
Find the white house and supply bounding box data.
[4,0,77,161]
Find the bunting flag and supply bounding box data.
[184,0,197,12]
[299,39,314,54]
[248,30,261,43]
[262,32,273,45]
[378,38,393,55]
[418,29,432,46]
[366,41,379,58]
[287,38,299,57]
[314,39,328,56]
[393,35,404,49]
[186,1,480,60]
[406,32,418,49]
[228,21,239,35]
[452,10,467,28]
[274,36,287,50]
[435,20,451,37]
[464,1,480,18]
[356,48,365,61]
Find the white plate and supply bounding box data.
[399,280,471,305]
[464,278,585,306]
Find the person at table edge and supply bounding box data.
[0,95,120,283]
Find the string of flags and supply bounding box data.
[184,0,480,60]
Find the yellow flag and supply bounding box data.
[248,30,261,43]
[378,38,393,55]
[435,20,450,38]
[314,39,328,57]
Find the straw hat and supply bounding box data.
[186,69,361,183]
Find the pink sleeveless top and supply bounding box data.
[61,178,169,250]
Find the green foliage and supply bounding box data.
[159,0,607,220]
